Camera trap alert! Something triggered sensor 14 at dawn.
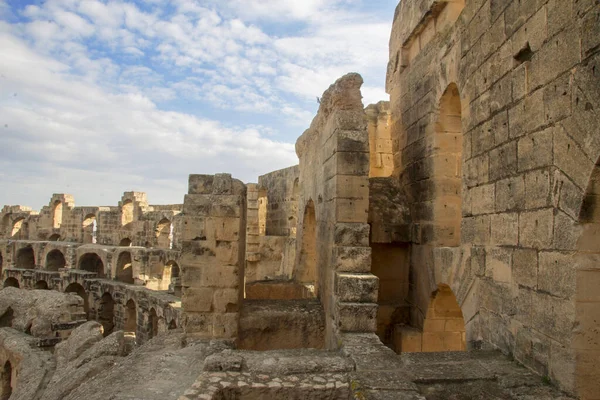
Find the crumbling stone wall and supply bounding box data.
[295,73,379,348]
[387,0,600,397]
[366,102,394,178]
[179,174,246,339]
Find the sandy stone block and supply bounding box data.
[524,169,551,209]
[547,0,572,38]
[554,210,582,251]
[574,301,600,351]
[324,110,368,134]
[519,208,554,249]
[445,318,466,332]
[460,215,490,245]
[486,247,513,283]
[508,88,545,138]
[512,62,529,102]
[538,251,575,298]
[333,246,371,273]
[334,152,370,177]
[471,122,494,157]
[529,27,581,89]
[212,313,238,338]
[182,195,212,215]
[207,217,240,242]
[188,175,214,195]
[517,128,553,172]
[544,73,573,125]
[393,326,422,352]
[215,241,239,265]
[490,212,518,246]
[334,223,370,246]
[470,184,495,215]
[496,176,525,211]
[512,248,538,288]
[211,196,242,218]
[212,289,239,313]
[183,313,213,335]
[182,287,213,312]
[337,302,377,332]
[489,74,512,113]
[331,175,369,200]
[423,318,445,332]
[532,292,575,341]
[199,265,239,288]
[554,125,593,190]
[492,110,509,145]
[464,154,489,188]
[422,332,446,352]
[335,197,369,223]
[511,4,547,55]
[489,140,517,181]
[335,273,378,303]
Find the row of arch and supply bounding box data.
[2,278,178,341]
[1,248,179,287]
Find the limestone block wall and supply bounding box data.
[295,73,379,348]
[179,174,246,339]
[387,0,600,396]
[257,166,300,237]
[366,102,394,178]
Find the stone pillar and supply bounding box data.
[180,174,246,339]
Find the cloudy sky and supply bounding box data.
[0,0,395,210]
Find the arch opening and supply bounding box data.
[83,214,97,244]
[48,234,61,241]
[122,200,133,226]
[148,308,159,339]
[11,218,25,239]
[16,247,35,269]
[432,83,463,246]
[119,238,132,247]
[78,253,105,278]
[0,252,3,274]
[97,292,115,337]
[156,218,171,249]
[34,280,49,290]
[124,299,137,336]
[52,200,63,229]
[296,200,318,297]
[65,282,89,314]
[168,319,177,330]
[116,252,134,284]
[45,249,66,271]
[0,361,12,400]
[3,278,18,288]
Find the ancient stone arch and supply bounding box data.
[116,252,134,284]
[97,292,115,337]
[155,218,171,249]
[15,247,35,269]
[45,249,66,271]
[82,214,96,244]
[52,200,63,229]
[78,253,105,277]
[34,281,48,290]
[65,282,88,314]
[124,299,137,336]
[2,278,18,288]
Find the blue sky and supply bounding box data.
[0,0,397,209]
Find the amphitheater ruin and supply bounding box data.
[0,0,598,398]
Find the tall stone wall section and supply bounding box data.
[387,0,600,397]
[179,174,246,339]
[295,73,379,348]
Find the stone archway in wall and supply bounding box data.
[156,218,171,249]
[48,234,61,241]
[116,252,134,284]
[296,200,318,297]
[574,158,600,398]
[124,299,137,336]
[3,278,18,288]
[11,218,26,239]
[82,214,97,244]
[122,200,133,226]
[148,308,159,339]
[0,252,3,275]
[15,247,35,269]
[65,283,89,315]
[78,253,105,278]
[34,281,48,290]
[52,200,63,229]
[97,292,115,337]
[45,249,66,271]
[119,238,132,247]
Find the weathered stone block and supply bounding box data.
[513,248,538,288]
[335,273,379,303]
[519,208,554,249]
[337,302,377,332]
[188,175,214,195]
[538,251,576,299]
[334,223,370,246]
[333,246,372,273]
[517,128,553,172]
[490,212,519,246]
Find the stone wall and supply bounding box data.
[387,0,600,397]
[366,102,394,178]
[295,73,379,348]
[179,174,246,339]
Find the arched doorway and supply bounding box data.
[168,319,177,330]
[432,83,462,246]
[48,234,61,241]
[121,200,133,226]
[148,308,159,339]
[97,293,115,337]
[156,218,171,249]
[45,249,66,271]
[10,218,25,238]
[420,284,466,352]
[124,299,137,336]
[116,252,134,284]
[34,280,49,290]
[16,247,35,269]
[0,252,3,274]
[82,214,97,244]
[53,200,63,229]
[296,200,317,297]
[65,282,89,314]
[119,238,132,247]
[2,278,18,288]
[78,253,105,277]
[0,361,12,400]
